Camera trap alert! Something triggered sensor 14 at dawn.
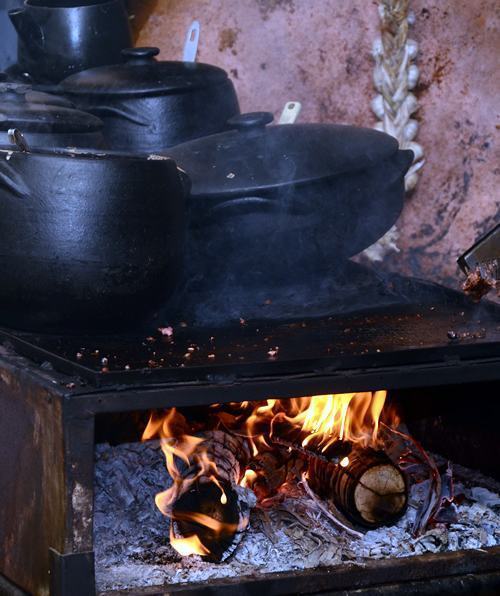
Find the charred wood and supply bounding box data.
[307,446,408,529]
[243,448,306,505]
[168,430,256,562]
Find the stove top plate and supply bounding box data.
[1,289,499,390]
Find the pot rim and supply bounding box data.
[61,53,232,98]
[21,0,121,10]
[0,146,174,164]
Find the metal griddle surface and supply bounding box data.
[1,296,499,388]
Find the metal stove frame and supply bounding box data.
[0,330,499,595]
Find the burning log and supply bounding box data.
[165,430,256,562]
[307,446,408,529]
[263,393,407,529]
[240,448,306,505]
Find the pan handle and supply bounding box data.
[208,194,310,217]
[209,196,278,216]
[86,104,149,126]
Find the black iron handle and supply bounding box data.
[227,112,274,132]
[210,196,277,216]
[121,47,160,64]
[87,104,148,126]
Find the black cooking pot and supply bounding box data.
[60,47,241,153]
[9,0,132,84]
[167,112,414,324]
[0,145,188,332]
[0,81,105,150]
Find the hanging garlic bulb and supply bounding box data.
[362,0,425,263]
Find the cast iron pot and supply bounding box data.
[167,112,414,324]
[0,145,188,333]
[9,0,132,84]
[0,81,105,150]
[60,47,241,153]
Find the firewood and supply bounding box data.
[382,423,441,536]
[242,447,305,504]
[168,430,255,562]
[307,446,408,529]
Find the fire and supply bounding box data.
[143,390,394,558]
[242,391,390,454]
[298,391,388,448]
[169,531,210,557]
[240,469,258,488]
[243,399,276,456]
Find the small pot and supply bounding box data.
[167,112,414,324]
[0,143,189,333]
[0,81,105,150]
[61,47,241,153]
[9,0,132,84]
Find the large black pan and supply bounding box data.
[0,142,188,333]
[168,111,413,273]
[167,112,414,324]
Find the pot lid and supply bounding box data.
[167,112,400,198]
[61,47,231,97]
[0,82,103,133]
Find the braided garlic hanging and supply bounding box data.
[363,0,424,262]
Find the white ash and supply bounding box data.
[94,441,500,593]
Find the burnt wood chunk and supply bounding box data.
[308,446,408,528]
[169,431,255,562]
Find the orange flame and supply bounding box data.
[169,530,211,557]
[143,390,393,557]
[238,391,390,454]
[142,408,238,558]
[293,390,389,449]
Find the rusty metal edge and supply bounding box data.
[0,573,29,596]
[63,358,500,416]
[99,546,500,596]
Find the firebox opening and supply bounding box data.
[93,381,500,592]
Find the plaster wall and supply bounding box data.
[132,0,500,288]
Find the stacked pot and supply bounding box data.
[0,1,413,333]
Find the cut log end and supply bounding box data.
[354,463,407,525]
[168,431,254,562]
[172,480,244,562]
[308,446,408,529]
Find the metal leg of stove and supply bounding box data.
[49,549,95,596]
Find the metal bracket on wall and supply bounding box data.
[49,549,95,596]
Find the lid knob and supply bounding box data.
[121,47,160,64]
[227,112,274,132]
